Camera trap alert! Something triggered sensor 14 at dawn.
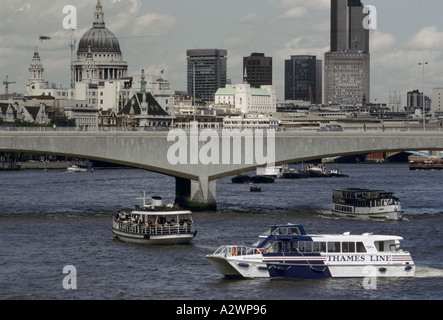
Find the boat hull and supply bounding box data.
[113,228,196,245]
[332,204,402,221]
[206,254,415,279]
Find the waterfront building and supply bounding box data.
[285,55,322,104]
[130,72,175,116]
[222,114,280,130]
[118,70,174,128]
[186,49,228,103]
[0,102,18,123]
[243,53,272,88]
[60,100,99,131]
[214,84,276,114]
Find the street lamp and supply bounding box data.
[193,61,196,123]
[418,62,428,131]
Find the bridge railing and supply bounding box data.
[1,125,443,134]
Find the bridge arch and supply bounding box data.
[1,130,443,210]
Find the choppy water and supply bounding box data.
[0,163,442,301]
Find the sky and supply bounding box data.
[1,0,443,104]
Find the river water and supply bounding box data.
[0,163,442,301]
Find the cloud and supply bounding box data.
[370,30,397,52]
[223,31,256,49]
[408,26,443,50]
[267,0,329,10]
[279,7,308,19]
[238,12,266,24]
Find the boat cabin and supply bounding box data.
[333,188,399,207]
[251,225,405,256]
[129,210,193,227]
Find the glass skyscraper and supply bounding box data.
[186,49,227,103]
[285,55,322,104]
[243,53,273,88]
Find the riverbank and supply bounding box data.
[17,161,69,170]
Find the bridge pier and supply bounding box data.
[175,176,217,212]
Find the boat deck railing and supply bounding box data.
[211,245,262,257]
[114,220,194,235]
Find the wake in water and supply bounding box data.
[415,267,443,278]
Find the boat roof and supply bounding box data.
[131,210,192,216]
[308,233,403,241]
[333,188,386,193]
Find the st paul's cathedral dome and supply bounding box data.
[74,0,128,82]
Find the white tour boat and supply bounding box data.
[67,164,88,172]
[67,161,93,173]
[112,193,197,245]
[332,188,402,220]
[206,224,415,279]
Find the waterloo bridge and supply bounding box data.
[1,127,443,211]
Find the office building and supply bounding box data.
[243,53,272,88]
[325,0,370,106]
[331,0,369,53]
[285,55,322,104]
[431,88,443,116]
[324,51,370,105]
[406,89,430,115]
[186,49,228,103]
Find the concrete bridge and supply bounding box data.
[1,128,443,210]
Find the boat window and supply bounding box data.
[327,242,341,253]
[283,241,294,253]
[342,242,356,253]
[288,227,300,235]
[313,242,326,253]
[356,242,367,253]
[375,241,397,252]
[265,241,283,253]
[375,241,384,252]
[298,241,313,253]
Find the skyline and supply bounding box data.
[1,0,442,104]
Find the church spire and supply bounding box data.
[93,0,105,28]
[29,47,44,81]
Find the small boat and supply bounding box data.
[67,161,93,173]
[112,193,197,245]
[332,188,402,220]
[232,174,275,184]
[250,187,262,192]
[67,164,88,172]
[231,174,251,184]
[206,224,415,279]
[409,158,443,170]
[329,168,349,178]
[250,175,275,184]
[256,166,284,178]
[281,168,310,179]
[307,163,328,177]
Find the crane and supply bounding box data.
[2,76,16,100]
